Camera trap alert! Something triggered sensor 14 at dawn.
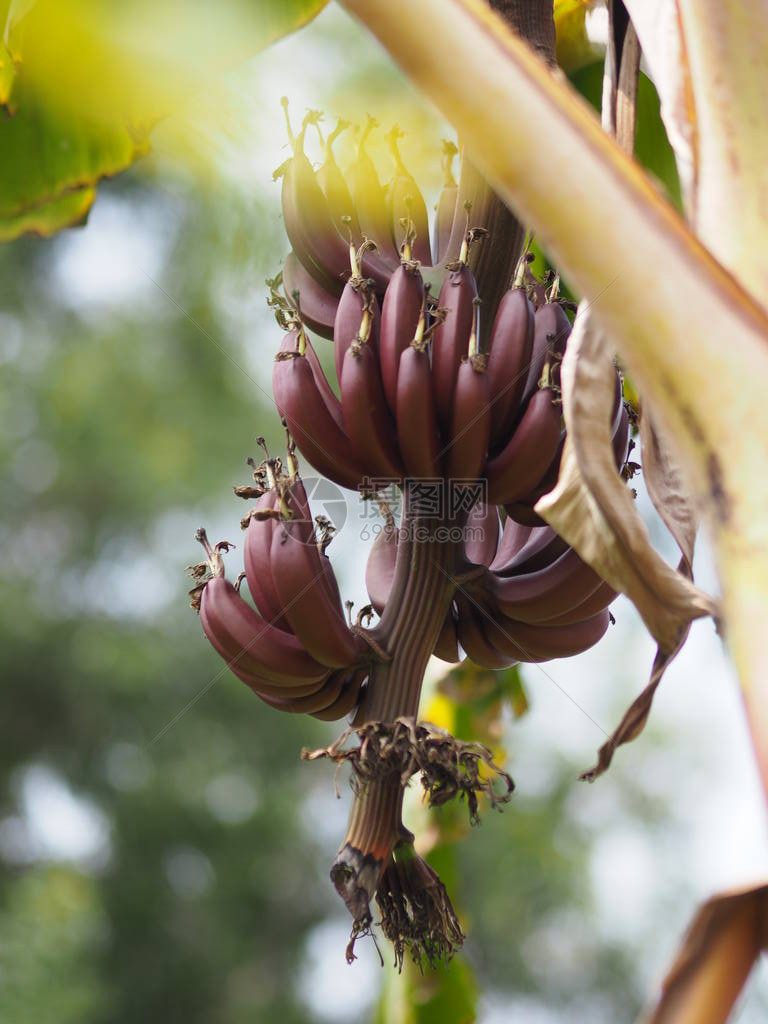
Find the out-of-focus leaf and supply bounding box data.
[0,38,18,110]
[5,0,328,124]
[640,883,768,1024]
[0,0,327,240]
[499,667,529,719]
[631,61,682,210]
[1,0,33,95]
[429,661,528,753]
[0,867,109,1023]
[0,73,148,233]
[554,0,603,72]
[569,61,681,209]
[435,660,528,716]
[0,185,94,241]
[411,957,478,1024]
[374,943,478,1024]
[535,304,717,653]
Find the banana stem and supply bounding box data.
[331,497,464,920]
[331,776,410,929]
[362,503,461,721]
[349,241,360,278]
[467,296,481,358]
[357,306,372,345]
[411,309,426,350]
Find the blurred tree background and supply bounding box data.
[1,4,767,1022]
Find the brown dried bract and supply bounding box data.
[233,484,264,500]
[376,843,464,972]
[187,581,206,613]
[302,717,513,826]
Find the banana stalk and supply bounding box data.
[330,496,464,925]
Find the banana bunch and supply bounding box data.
[191,105,632,715]
[189,446,369,721]
[184,106,638,964]
[276,238,575,494]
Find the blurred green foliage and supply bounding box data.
[0,171,333,1023]
[570,63,682,211]
[0,0,327,238]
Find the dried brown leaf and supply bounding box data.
[536,303,718,654]
[640,883,768,1024]
[602,1,640,155]
[600,1,621,139]
[616,20,641,155]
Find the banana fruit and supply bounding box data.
[191,449,368,720]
